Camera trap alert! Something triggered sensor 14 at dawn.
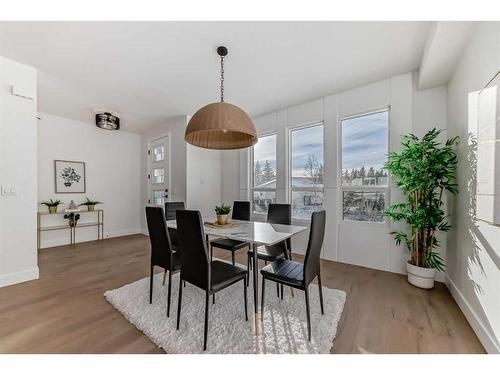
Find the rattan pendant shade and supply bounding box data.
[185,102,257,150]
[185,46,257,150]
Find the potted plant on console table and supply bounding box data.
[384,128,459,289]
[79,197,102,211]
[40,199,63,214]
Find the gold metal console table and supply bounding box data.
[37,209,104,250]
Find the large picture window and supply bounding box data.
[290,124,324,220]
[341,110,389,222]
[252,134,277,214]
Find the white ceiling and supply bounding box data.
[0,21,431,133]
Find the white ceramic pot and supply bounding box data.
[406,261,436,289]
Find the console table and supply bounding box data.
[37,209,104,250]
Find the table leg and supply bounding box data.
[252,243,260,335]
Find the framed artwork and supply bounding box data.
[54,160,86,193]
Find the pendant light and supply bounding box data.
[185,46,257,150]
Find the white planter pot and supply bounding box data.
[406,261,436,289]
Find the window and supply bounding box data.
[341,110,389,222]
[290,124,324,220]
[152,168,165,184]
[252,134,276,214]
[153,145,165,162]
[153,190,165,206]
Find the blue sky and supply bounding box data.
[291,125,323,177]
[342,111,388,171]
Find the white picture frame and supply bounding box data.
[54,160,86,194]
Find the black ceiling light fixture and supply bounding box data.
[95,110,120,130]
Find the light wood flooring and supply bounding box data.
[0,234,485,353]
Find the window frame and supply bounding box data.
[339,108,390,224]
[288,122,325,221]
[251,132,277,215]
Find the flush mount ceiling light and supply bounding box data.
[185,46,257,150]
[95,110,120,130]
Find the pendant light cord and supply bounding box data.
[220,55,225,102]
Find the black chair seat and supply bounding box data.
[211,260,247,292]
[248,245,286,262]
[261,259,304,286]
[210,238,249,251]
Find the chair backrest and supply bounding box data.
[266,203,292,252]
[175,209,210,290]
[232,201,251,221]
[303,210,326,285]
[165,201,186,221]
[145,206,174,269]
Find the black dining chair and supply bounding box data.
[165,202,185,247]
[260,210,326,341]
[210,201,251,265]
[175,209,248,351]
[145,206,181,317]
[246,203,292,296]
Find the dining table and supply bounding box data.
[165,217,307,336]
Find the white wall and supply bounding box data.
[226,72,448,278]
[187,145,222,217]
[37,113,142,247]
[446,23,500,353]
[0,57,39,287]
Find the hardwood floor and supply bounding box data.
[0,234,485,353]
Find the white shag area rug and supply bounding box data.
[104,265,346,354]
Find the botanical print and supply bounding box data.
[55,160,85,193]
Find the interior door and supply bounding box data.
[147,135,170,206]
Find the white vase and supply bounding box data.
[406,261,436,289]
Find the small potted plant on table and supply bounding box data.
[79,197,102,211]
[215,204,232,225]
[64,212,81,227]
[384,128,459,289]
[40,199,63,214]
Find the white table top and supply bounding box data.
[166,218,307,246]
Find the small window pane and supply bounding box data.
[153,145,165,162]
[253,134,276,189]
[153,190,165,206]
[253,191,276,214]
[341,111,388,186]
[342,191,385,222]
[292,191,324,220]
[152,168,165,184]
[291,125,324,188]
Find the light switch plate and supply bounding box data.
[1,185,17,196]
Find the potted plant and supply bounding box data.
[79,197,102,211]
[384,128,459,289]
[40,199,63,214]
[64,212,81,227]
[60,167,81,187]
[215,204,232,225]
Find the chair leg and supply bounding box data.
[318,274,324,315]
[246,254,251,286]
[213,293,215,304]
[261,276,266,322]
[231,251,235,265]
[276,282,280,298]
[243,279,248,321]
[167,270,173,317]
[281,284,284,300]
[176,277,183,330]
[305,287,311,341]
[204,291,210,351]
[149,264,154,304]
[210,245,213,262]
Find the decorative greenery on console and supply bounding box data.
[79,197,102,208]
[215,204,232,215]
[383,128,459,271]
[64,212,81,227]
[40,199,63,207]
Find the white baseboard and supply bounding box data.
[39,228,142,249]
[0,267,39,288]
[445,274,500,353]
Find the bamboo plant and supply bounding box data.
[383,128,459,271]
